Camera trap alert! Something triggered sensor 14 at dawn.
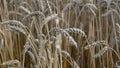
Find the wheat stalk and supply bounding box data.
[0,30,5,49]
[62,2,74,13]
[55,34,62,49]
[22,36,30,68]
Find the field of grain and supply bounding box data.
[0,0,120,68]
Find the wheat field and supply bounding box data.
[0,0,120,68]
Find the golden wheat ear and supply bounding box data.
[0,60,21,68]
[84,40,107,50]
[64,28,86,37]
[93,46,108,58]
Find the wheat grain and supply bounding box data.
[18,6,31,14]
[22,41,30,55]
[40,56,46,61]
[43,14,58,25]
[61,50,71,58]
[27,51,36,64]
[55,17,60,25]
[1,60,20,66]
[49,27,61,34]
